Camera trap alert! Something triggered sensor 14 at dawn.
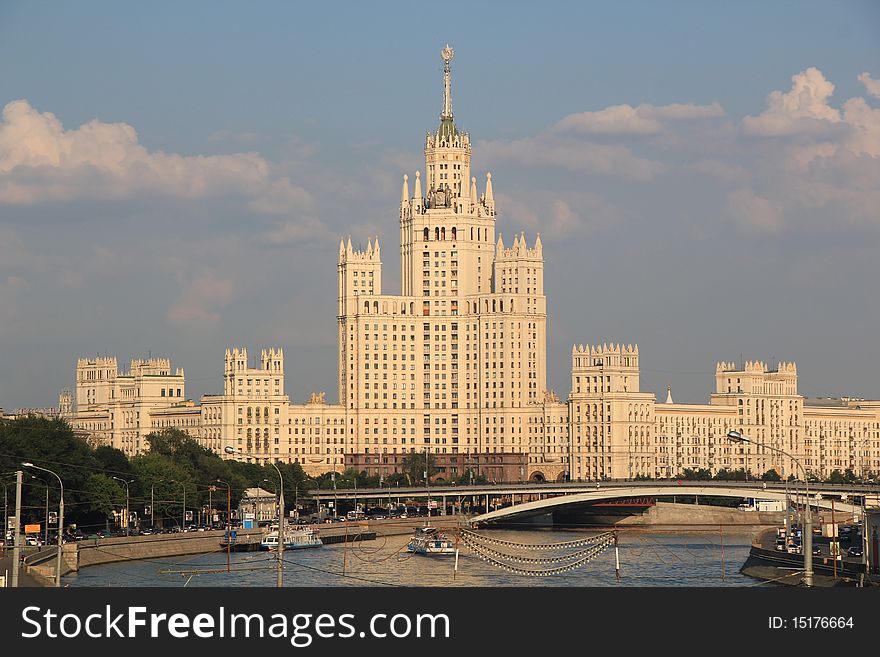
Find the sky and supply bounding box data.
[1,1,879,410]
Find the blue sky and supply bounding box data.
[1,1,879,409]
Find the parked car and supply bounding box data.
[848,545,863,558]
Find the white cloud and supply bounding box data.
[256,216,332,246]
[497,191,626,240]
[478,101,724,181]
[0,99,312,212]
[685,159,748,183]
[166,271,235,329]
[732,68,880,231]
[480,135,663,181]
[726,188,783,234]
[246,178,313,214]
[741,67,841,137]
[841,96,880,157]
[858,72,880,99]
[554,102,723,135]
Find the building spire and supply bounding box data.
[441,44,454,121]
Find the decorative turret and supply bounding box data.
[484,171,494,212]
[413,170,423,213]
[570,342,642,394]
[58,389,73,418]
[260,348,284,372]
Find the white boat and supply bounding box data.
[406,525,456,555]
[261,525,322,550]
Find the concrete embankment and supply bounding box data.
[23,517,464,585]
[25,529,263,585]
[356,515,462,537]
[610,502,785,533]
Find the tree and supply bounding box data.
[827,469,846,484]
[130,452,194,526]
[681,468,712,481]
[714,468,750,481]
[400,453,439,484]
[82,474,125,525]
[0,416,98,528]
[451,468,487,485]
[761,469,782,481]
[93,445,133,477]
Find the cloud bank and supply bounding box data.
[0,99,313,213]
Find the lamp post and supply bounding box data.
[25,475,50,546]
[112,477,133,536]
[169,480,187,530]
[2,476,10,541]
[22,462,64,587]
[215,479,232,574]
[727,430,813,586]
[226,446,284,587]
[425,446,431,518]
[36,477,49,546]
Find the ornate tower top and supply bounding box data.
[441,44,454,121]
[435,44,459,143]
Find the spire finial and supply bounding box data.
[441,44,454,121]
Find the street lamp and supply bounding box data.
[226,446,284,588]
[112,477,133,536]
[2,475,12,540]
[22,462,64,587]
[215,479,232,574]
[727,430,813,587]
[27,475,50,546]
[169,479,187,531]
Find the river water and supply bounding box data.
[63,529,756,587]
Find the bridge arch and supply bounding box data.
[471,483,860,527]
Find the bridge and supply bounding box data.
[309,480,879,525]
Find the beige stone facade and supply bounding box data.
[68,356,186,455]
[59,48,880,481]
[568,352,880,481]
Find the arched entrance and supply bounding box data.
[529,471,546,483]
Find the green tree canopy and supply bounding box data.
[761,469,782,481]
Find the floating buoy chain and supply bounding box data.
[462,535,613,566]
[460,530,614,551]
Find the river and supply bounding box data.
[63,529,756,587]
